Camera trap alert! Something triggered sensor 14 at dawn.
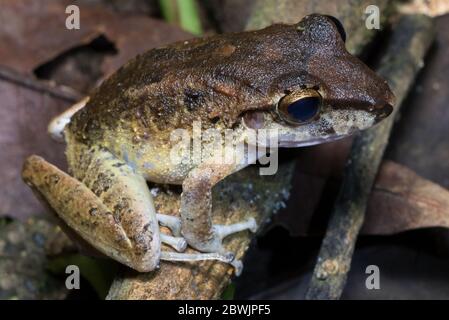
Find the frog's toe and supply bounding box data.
[184,217,258,254]
[160,233,187,252]
[157,213,182,237]
[213,217,258,245]
[230,259,243,277]
[160,251,234,265]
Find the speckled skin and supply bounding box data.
[68,14,393,183]
[22,15,394,272]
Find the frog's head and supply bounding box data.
[242,14,395,147]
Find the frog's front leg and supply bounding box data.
[180,164,258,255]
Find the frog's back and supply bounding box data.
[68,22,310,145]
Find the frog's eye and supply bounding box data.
[277,89,322,125]
[325,15,346,43]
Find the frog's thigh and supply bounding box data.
[180,164,258,254]
[22,155,160,272]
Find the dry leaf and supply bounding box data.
[363,161,449,234]
[0,0,191,79]
[0,68,74,219]
[276,160,449,236]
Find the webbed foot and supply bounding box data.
[157,213,251,275]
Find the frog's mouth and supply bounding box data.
[371,102,394,123]
[242,101,393,148]
[278,133,350,147]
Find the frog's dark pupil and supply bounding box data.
[287,97,320,122]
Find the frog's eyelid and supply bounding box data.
[292,84,319,90]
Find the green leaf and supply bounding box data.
[221,283,235,300]
[159,0,203,35]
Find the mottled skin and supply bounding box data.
[22,15,394,273]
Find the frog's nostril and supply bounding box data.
[373,102,393,122]
[382,84,396,107]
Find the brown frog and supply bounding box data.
[22,15,394,275]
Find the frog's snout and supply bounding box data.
[373,100,393,123]
[371,84,395,123]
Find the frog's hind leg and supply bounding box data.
[22,153,161,272]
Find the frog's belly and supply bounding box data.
[140,156,195,185]
[106,138,194,185]
[143,163,194,185]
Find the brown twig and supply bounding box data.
[305,15,435,300]
[0,67,81,103]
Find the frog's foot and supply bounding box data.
[157,213,248,274]
[159,215,252,275]
[157,213,181,237]
[214,218,258,243]
[174,222,252,276]
[192,218,258,254]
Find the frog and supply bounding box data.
[22,14,394,275]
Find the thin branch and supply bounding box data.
[305,15,435,300]
[0,67,81,103]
